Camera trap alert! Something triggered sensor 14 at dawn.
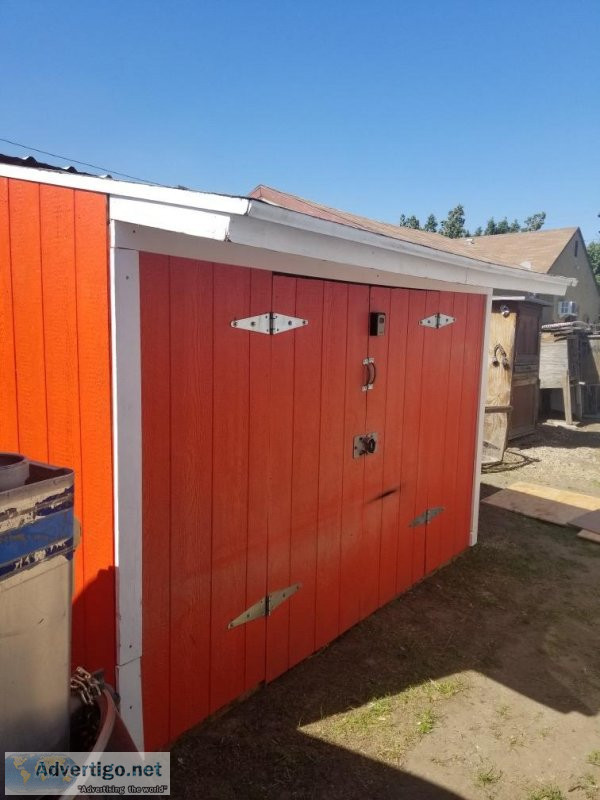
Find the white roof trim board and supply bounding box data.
[0,161,574,296]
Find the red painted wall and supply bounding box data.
[0,178,115,683]
[139,252,485,748]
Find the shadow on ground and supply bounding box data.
[482,450,540,474]
[171,500,600,799]
[514,421,600,451]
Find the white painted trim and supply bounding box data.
[0,161,248,215]
[116,659,144,750]
[113,222,488,294]
[234,210,574,296]
[110,196,231,240]
[470,291,493,545]
[0,161,574,296]
[110,232,144,746]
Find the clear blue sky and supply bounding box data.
[1,0,599,241]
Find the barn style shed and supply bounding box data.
[0,160,573,750]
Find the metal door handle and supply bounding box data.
[362,358,376,391]
[368,360,377,388]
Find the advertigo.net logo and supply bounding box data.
[5,752,170,795]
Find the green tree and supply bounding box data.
[399,207,546,237]
[588,241,600,285]
[440,204,468,238]
[423,214,438,232]
[523,212,546,231]
[495,218,511,234]
[399,214,421,229]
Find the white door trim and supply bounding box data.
[110,227,144,748]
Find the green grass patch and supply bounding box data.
[332,696,393,734]
[525,786,565,800]
[589,751,600,767]
[475,765,502,787]
[416,708,438,735]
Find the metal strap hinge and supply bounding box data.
[410,506,445,527]
[231,312,308,335]
[228,583,302,629]
[419,313,455,329]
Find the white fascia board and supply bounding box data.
[229,210,574,296]
[110,195,231,240]
[113,222,489,294]
[0,161,248,215]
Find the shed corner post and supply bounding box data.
[470,290,493,546]
[110,220,144,749]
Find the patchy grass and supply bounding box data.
[423,677,467,699]
[525,786,565,800]
[589,751,600,767]
[570,773,600,799]
[416,708,438,735]
[332,696,393,735]
[475,764,502,787]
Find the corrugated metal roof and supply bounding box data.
[0,152,92,175]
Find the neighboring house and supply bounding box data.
[460,228,600,325]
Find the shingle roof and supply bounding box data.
[249,185,522,269]
[458,227,578,273]
[249,185,576,273]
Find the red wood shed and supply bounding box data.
[0,158,572,749]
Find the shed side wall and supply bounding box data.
[0,177,115,681]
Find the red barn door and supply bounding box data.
[139,256,484,748]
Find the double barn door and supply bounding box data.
[139,255,485,747]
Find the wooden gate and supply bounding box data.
[139,255,485,748]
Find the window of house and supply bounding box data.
[574,239,579,257]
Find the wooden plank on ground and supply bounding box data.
[483,481,600,526]
[570,509,600,535]
[577,530,600,544]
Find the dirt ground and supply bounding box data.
[483,419,600,496]
[171,422,600,800]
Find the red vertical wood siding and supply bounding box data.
[0,178,115,682]
[361,286,391,620]
[171,258,214,729]
[140,253,172,750]
[379,288,409,605]
[288,278,323,669]
[139,256,486,748]
[244,269,272,690]
[398,290,427,590]
[314,282,347,650]
[338,284,369,633]
[265,276,296,681]
[210,265,251,709]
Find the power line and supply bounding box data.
[0,137,157,184]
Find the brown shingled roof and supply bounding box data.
[249,185,576,273]
[249,185,521,269]
[459,227,577,273]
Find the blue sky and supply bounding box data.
[1,0,599,241]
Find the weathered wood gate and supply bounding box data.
[139,254,485,748]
